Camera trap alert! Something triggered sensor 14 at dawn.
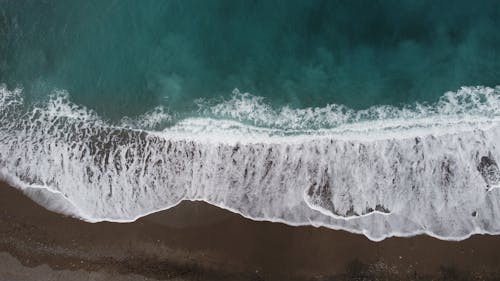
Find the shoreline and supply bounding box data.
[2,181,500,280]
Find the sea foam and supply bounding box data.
[1,85,500,241]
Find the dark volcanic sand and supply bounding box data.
[1,181,500,281]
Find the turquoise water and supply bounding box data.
[2,0,499,121]
[2,1,500,241]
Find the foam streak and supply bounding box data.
[1,85,500,240]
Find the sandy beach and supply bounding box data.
[3,1,500,280]
[1,181,500,281]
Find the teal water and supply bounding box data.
[2,1,500,241]
[1,0,499,121]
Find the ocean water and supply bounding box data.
[1,0,500,241]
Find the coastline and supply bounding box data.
[1,181,500,280]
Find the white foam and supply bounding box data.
[198,87,500,130]
[120,106,173,130]
[1,84,500,241]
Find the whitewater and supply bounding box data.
[1,84,500,241]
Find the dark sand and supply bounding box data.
[2,181,500,280]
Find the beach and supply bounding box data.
[3,1,500,280]
[1,181,500,281]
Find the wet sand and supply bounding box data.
[1,181,500,280]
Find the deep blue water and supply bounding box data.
[1,0,499,121]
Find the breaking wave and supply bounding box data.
[1,84,500,241]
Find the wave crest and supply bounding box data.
[196,86,500,131]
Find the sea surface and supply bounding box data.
[1,0,500,240]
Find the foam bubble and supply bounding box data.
[1,85,500,241]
